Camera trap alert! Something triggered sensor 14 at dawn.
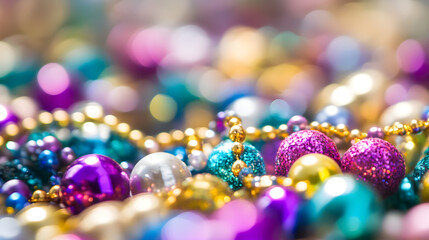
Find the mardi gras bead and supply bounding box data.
[207,140,265,190]
[304,175,383,239]
[288,153,342,197]
[130,152,191,195]
[402,203,429,240]
[384,176,419,210]
[74,201,123,240]
[412,154,429,186]
[1,179,31,199]
[16,204,62,232]
[60,154,130,214]
[168,174,233,212]
[256,186,302,235]
[342,138,405,197]
[275,130,341,176]
[6,193,29,214]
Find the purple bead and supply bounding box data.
[260,140,282,175]
[60,154,130,214]
[367,127,385,139]
[287,115,308,134]
[0,105,18,130]
[60,147,76,165]
[257,186,302,234]
[1,179,31,199]
[341,138,405,197]
[25,140,38,155]
[43,135,62,152]
[275,130,341,176]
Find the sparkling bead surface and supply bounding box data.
[275,130,340,176]
[208,140,266,190]
[341,138,405,197]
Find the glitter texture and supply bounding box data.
[342,138,405,197]
[208,140,265,190]
[274,130,340,176]
[412,154,429,185]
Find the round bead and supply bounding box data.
[341,138,405,197]
[60,147,76,166]
[402,203,429,240]
[188,150,208,171]
[288,153,342,197]
[232,142,244,156]
[208,140,266,190]
[42,135,61,152]
[1,179,31,199]
[256,186,302,234]
[384,176,419,210]
[367,127,385,139]
[38,149,59,170]
[306,175,383,239]
[232,160,247,177]
[275,130,341,176]
[130,152,191,195]
[229,125,246,142]
[287,115,308,134]
[168,174,233,212]
[48,185,61,202]
[6,192,29,213]
[60,154,130,214]
[30,190,49,203]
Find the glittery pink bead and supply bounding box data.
[341,138,405,197]
[275,130,341,176]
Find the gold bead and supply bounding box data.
[52,109,70,127]
[184,128,196,137]
[320,122,333,135]
[30,190,50,203]
[231,160,247,177]
[170,130,185,144]
[246,127,261,141]
[83,103,104,121]
[156,132,173,149]
[277,124,289,139]
[187,139,202,152]
[393,122,406,135]
[335,124,350,138]
[4,123,20,137]
[232,142,244,156]
[104,115,118,128]
[229,125,246,142]
[128,130,144,144]
[288,153,342,198]
[261,125,276,141]
[225,116,241,128]
[408,119,423,134]
[38,112,54,125]
[22,117,38,131]
[309,121,320,130]
[116,123,130,138]
[48,185,61,203]
[348,129,362,142]
[197,127,209,140]
[71,112,86,127]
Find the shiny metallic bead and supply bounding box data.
[231,160,247,177]
[188,150,208,171]
[320,122,334,136]
[231,142,244,156]
[335,124,350,138]
[277,124,289,139]
[30,190,49,203]
[261,125,276,141]
[309,121,320,130]
[229,125,246,143]
[393,122,406,135]
[409,119,423,134]
[225,116,241,128]
[48,185,61,202]
[246,127,261,141]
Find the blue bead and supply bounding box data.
[302,175,382,239]
[315,105,355,128]
[207,140,265,190]
[6,192,29,212]
[38,150,59,169]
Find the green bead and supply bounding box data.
[207,140,265,190]
[305,175,383,240]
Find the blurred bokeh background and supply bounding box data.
[1,0,429,134]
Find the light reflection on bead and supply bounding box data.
[188,150,208,171]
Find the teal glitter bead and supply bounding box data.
[384,175,419,211]
[304,175,383,240]
[207,140,265,190]
[412,154,429,187]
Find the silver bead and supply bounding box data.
[188,150,208,171]
[130,152,191,195]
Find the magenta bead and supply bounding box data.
[402,203,429,240]
[287,115,308,134]
[60,154,130,214]
[60,147,76,165]
[367,127,385,139]
[341,138,405,197]
[43,135,62,152]
[1,179,31,199]
[275,130,341,176]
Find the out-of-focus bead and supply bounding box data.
[232,160,247,177]
[261,125,276,141]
